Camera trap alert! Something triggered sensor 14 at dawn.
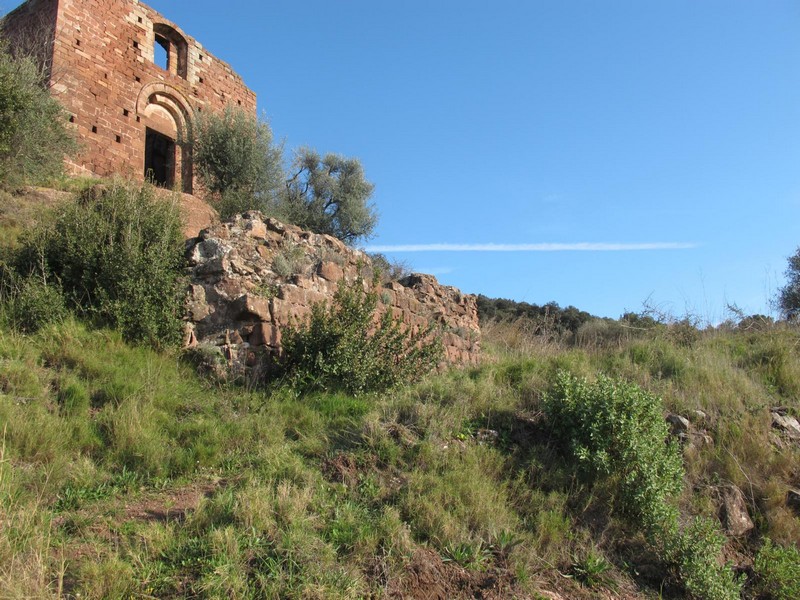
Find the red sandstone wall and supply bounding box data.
[3,0,256,191]
[185,213,482,379]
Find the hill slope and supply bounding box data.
[2,315,799,598]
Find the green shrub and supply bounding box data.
[368,252,411,283]
[215,189,260,222]
[277,277,442,395]
[665,517,743,600]
[570,548,616,590]
[272,242,308,279]
[754,539,800,600]
[544,372,743,600]
[544,372,684,533]
[778,246,800,319]
[0,42,76,188]
[14,181,185,347]
[0,269,67,333]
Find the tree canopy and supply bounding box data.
[278,148,377,244]
[0,40,75,188]
[191,106,283,219]
[777,247,800,319]
[191,110,377,244]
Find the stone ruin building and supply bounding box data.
[1,0,256,194]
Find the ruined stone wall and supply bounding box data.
[2,0,256,192]
[185,212,481,379]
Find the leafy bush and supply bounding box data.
[277,277,442,395]
[570,548,616,590]
[272,242,308,279]
[0,268,67,333]
[0,42,76,188]
[754,539,800,600]
[191,106,283,220]
[476,295,594,335]
[14,181,185,347]
[665,517,742,600]
[544,372,743,599]
[544,372,683,533]
[368,252,411,283]
[191,110,377,245]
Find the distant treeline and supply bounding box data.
[477,294,780,350]
[476,294,595,334]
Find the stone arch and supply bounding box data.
[136,82,194,193]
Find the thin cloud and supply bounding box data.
[365,242,698,253]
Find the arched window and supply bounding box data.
[152,23,188,79]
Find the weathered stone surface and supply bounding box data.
[318,261,344,282]
[716,485,754,537]
[173,191,217,239]
[666,414,691,434]
[246,219,268,239]
[183,212,481,381]
[250,323,281,348]
[185,285,212,321]
[771,411,800,440]
[190,238,229,265]
[232,294,271,322]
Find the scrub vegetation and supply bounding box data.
[1,284,800,597]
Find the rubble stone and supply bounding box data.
[184,213,481,380]
[716,485,754,537]
[771,411,800,440]
[666,414,691,434]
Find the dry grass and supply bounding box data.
[0,311,798,597]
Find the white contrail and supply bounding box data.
[365,242,698,252]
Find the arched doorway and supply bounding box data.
[136,82,194,193]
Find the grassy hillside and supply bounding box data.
[0,183,798,599]
[1,311,799,598]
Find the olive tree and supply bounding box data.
[278,148,377,244]
[778,247,800,319]
[0,41,76,188]
[191,106,283,219]
[191,108,378,244]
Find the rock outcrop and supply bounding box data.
[771,408,800,441]
[183,212,480,380]
[715,484,754,537]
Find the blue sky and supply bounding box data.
[18,0,800,319]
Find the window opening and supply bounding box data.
[152,24,188,79]
[154,35,169,71]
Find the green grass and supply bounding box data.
[0,313,799,597]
